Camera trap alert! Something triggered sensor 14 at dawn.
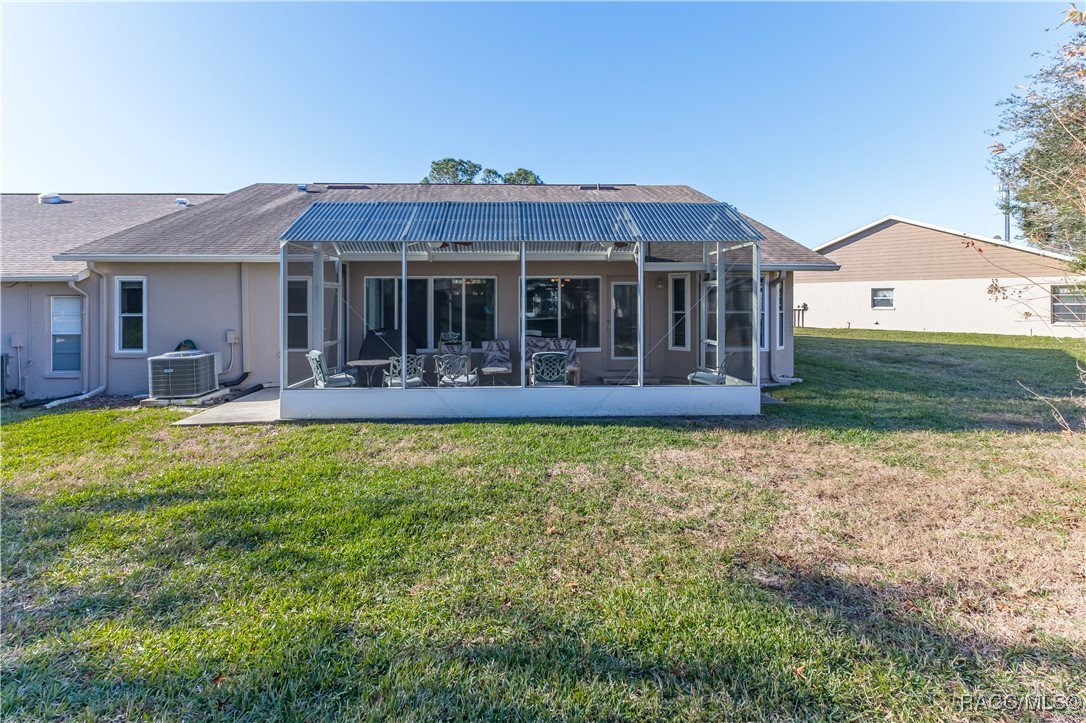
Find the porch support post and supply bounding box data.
[401,241,408,390]
[636,240,645,388]
[520,240,527,388]
[279,242,288,389]
[311,243,324,355]
[752,240,761,385]
[715,240,724,374]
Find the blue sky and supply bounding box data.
[1,1,1069,247]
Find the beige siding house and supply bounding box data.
[3,183,837,416]
[793,216,1084,337]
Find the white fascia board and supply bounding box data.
[817,215,1076,262]
[0,269,90,282]
[643,263,706,271]
[53,254,278,263]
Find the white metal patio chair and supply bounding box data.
[383,354,427,388]
[687,353,734,385]
[434,354,478,387]
[306,350,356,388]
[530,351,570,386]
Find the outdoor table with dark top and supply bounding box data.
[351,329,417,387]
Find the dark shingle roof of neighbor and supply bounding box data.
[1,193,221,279]
[58,183,837,269]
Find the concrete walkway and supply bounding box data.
[173,387,280,426]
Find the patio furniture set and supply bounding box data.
[306,332,582,389]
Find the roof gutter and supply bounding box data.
[1,269,91,283]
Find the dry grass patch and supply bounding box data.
[638,431,1086,647]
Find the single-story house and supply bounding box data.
[793,215,1084,337]
[0,193,221,400]
[2,183,838,418]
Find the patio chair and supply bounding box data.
[439,331,462,344]
[530,351,570,386]
[383,354,427,388]
[306,350,356,388]
[434,354,478,387]
[687,353,734,385]
[480,339,512,385]
[438,341,471,356]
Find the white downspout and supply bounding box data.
[46,268,107,408]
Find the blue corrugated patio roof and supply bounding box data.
[279,201,764,244]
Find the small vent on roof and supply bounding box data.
[579,184,618,191]
[325,184,370,190]
[175,198,190,207]
[297,184,308,192]
[38,192,63,204]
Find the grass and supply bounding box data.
[2,329,1085,721]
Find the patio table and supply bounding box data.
[347,358,392,387]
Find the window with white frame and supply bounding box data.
[1052,284,1086,324]
[525,277,600,349]
[51,296,81,373]
[777,282,786,349]
[287,279,310,351]
[364,277,496,349]
[116,277,146,352]
[871,288,894,309]
[668,274,689,350]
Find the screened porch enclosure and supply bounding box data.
[277,201,763,419]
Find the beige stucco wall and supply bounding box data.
[1,279,99,400]
[794,275,1085,337]
[83,262,280,395]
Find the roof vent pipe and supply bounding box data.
[175,198,190,207]
[38,192,62,204]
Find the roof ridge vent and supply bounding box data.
[579,184,618,191]
[325,184,370,190]
[38,192,63,204]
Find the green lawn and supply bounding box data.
[2,330,1084,721]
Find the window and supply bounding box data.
[433,278,496,347]
[1052,285,1086,325]
[364,277,495,349]
[525,277,600,348]
[116,277,146,352]
[669,274,689,350]
[871,288,894,309]
[776,283,786,349]
[51,296,81,373]
[287,279,309,351]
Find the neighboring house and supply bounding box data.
[3,183,836,417]
[1,193,220,400]
[793,216,1085,337]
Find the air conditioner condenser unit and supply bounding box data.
[148,350,219,398]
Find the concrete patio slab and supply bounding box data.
[172,387,280,426]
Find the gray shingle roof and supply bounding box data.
[1,193,220,279]
[57,183,836,270]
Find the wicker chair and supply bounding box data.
[434,354,478,387]
[306,350,355,388]
[530,351,570,386]
[383,354,427,388]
